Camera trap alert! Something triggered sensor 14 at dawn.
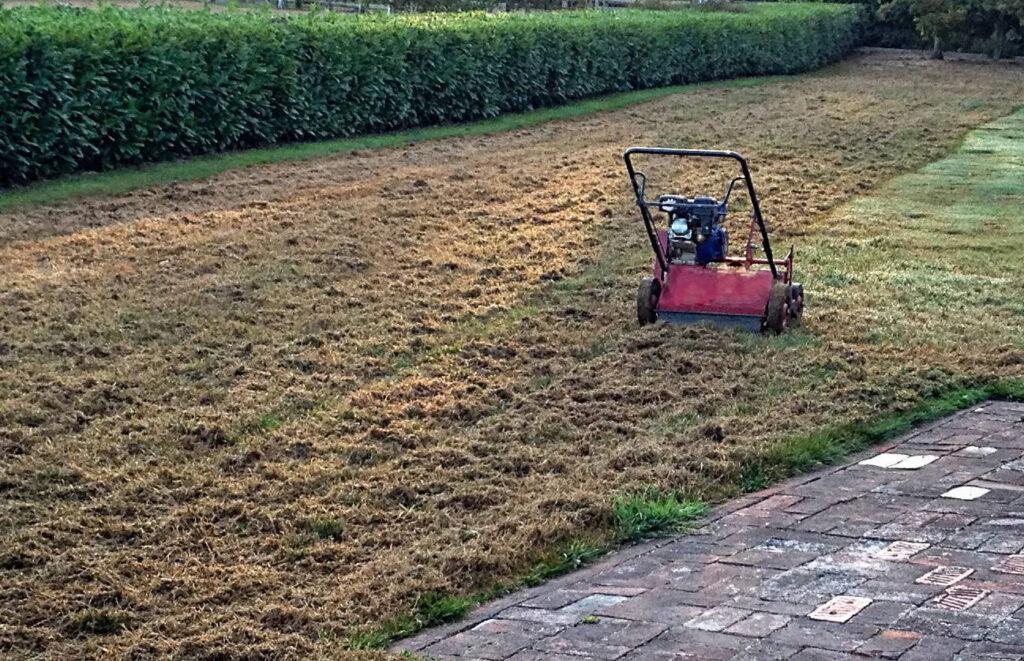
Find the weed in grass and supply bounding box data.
[239,397,320,437]
[529,374,553,391]
[961,98,989,110]
[310,519,344,542]
[575,338,611,361]
[66,609,131,637]
[342,627,397,651]
[427,342,462,358]
[391,353,414,372]
[37,466,80,483]
[613,490,708,542]
[649,410,699,436]
[818,271,854,288]
[258,413,282,431]
[414,593,476,626]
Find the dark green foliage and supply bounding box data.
[0,4,862,185]
[803,0,923,47]
[810,0,1024,54]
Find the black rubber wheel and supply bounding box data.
[637,277,660,326]
[764,282,792,334]
[789,282,804,322]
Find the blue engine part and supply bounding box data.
[696,225,728,265]
[659,194,730,266]
[687,196,721,233]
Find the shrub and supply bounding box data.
[805,0,1024,55]
[0,3,863,185]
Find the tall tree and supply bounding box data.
[881,0,970,58]
[976,0,1024,58]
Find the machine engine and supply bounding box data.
[660,195,729,266]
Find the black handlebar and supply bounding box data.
[721,176,745,207]
[622,148,777,278]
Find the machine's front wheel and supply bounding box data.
[637,277,660,326]
[764,282,791,334]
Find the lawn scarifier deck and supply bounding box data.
[624,148,803,332]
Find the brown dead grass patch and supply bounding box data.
[2,51,1023,658]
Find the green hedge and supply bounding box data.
[0,3,863,185]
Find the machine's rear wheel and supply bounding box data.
[764,282,791,334]
[637,277,660,326]
[789,282,804,322]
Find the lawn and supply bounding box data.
[1,51,1023,659]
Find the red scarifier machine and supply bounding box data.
[623,148,803,333]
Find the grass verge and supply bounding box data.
[351,380,1024,652]
[738,380,1024,491]
[342,490,707,650]
[0,75,799,212]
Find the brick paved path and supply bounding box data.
[395,401,1024,660]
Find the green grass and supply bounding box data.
[0,75,797,212]
[738,381,1024,492]
[802,107,1024,351]
[745,109,1024,432]
[67,608,132,637]
[342,592,478,651]
[612,489,709,541]
[524,539,607,586]
[309,518,344,542]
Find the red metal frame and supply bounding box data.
[733,215,793,282]
[653,218,792,319]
